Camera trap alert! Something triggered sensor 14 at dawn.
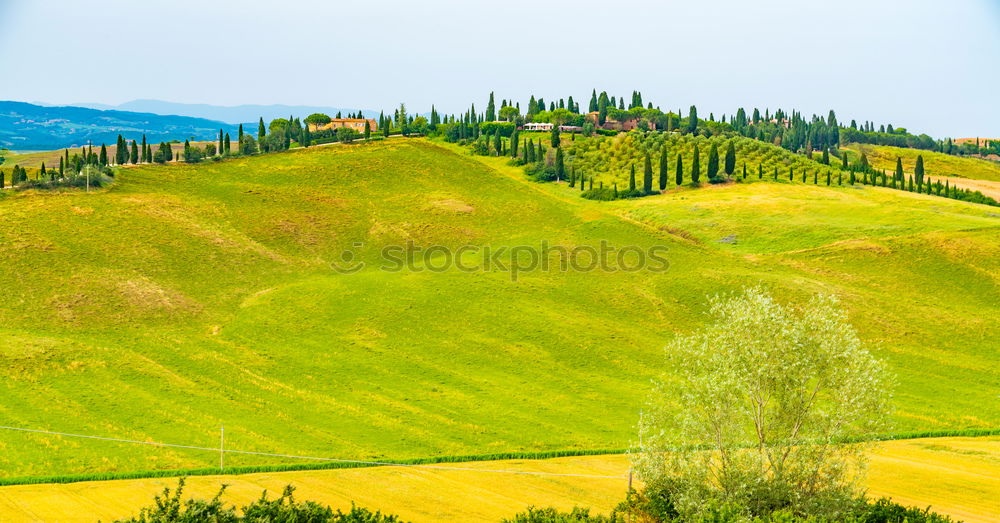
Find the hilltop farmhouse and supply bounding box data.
[308,118,378,133]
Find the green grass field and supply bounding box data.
[0,138,998,482]
[843,143,1000,182]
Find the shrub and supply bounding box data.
[501,506,620,522]
[112,478,405,523]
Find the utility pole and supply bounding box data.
[220,425,225,472]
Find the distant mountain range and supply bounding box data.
[0,101,240,150]
[51,100,379,125]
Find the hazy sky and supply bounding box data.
[1,0,998,138]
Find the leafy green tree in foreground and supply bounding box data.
[635,288,891,520]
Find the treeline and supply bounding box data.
[112,478,957,523]
[442,89,997,162]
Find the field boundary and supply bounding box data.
[1,427,998,488]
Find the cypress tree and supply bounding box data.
[551,126,560,148]
[914,155,925,185]
[238,124,244,145]
[908,175,914,192]
[658,147,668,190]
[675,154,684,185]
[130,140,138,164]
[0,169,4,188]
[742,162,747,180]
[493,129,501,155]
[589,177,593,190]
[790,166,794,181]
[116,135,126,164]
[687,105,698,134]
[59,157,64,177]
[141,135,148,163]
[707,143,719,180]
[629,164,636,192]
[555,147,565,180]
[99,144,108,166]
[225,133,231,154]
[842,153,848,170]
[774,166,778,180]
[643,152,653,192]
[813,170,818,184]
[724,141,736,175]
[589,89,598,112]
[613,183,619,199]
[895,157,904,182]
[825,171,831,185]
[511,129,519,158]
[258,118,266,140]
[485,92,496,122]
[219,129,224,154]
[691,145,701,183]
[364,120,371,140]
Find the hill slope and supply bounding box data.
[0,139,997,479]
[843,143,1000,182]
[0,101,238,150]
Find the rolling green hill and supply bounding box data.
[842,143,1000,182]
[0,138,998,481]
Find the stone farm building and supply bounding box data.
[584,112,654,131]
[954,137,997,148]
[523,122,553,131]
[308,118,378,133]
[521,122,585,133]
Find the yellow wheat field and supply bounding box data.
[0,437,997,523]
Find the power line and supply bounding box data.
[0,425,627,480]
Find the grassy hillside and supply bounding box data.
[1,437,996,523]
[567,131,830,187]
[0,139,998,480]
[843,143,1000,182]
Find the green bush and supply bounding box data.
[112,478,405,523]
[501,506,621,522]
